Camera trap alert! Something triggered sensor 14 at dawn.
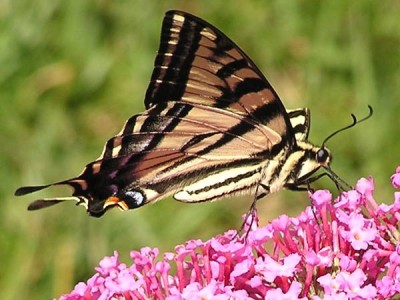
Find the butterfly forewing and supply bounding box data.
[145,12,294,141]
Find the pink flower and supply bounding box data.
[60,166,400,299]
[265,281,306,300]
[391,166,400,188]
[255,253,301,282]
[317,269,377,299]
[339,214,378,250]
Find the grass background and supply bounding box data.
[2,1,399,298]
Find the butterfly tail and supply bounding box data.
[15,181,87,211]
[15,184,52,196]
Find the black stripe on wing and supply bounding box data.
[103,102,192,160]
[145,14,202,106]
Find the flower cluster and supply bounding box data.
[61,168,400,299]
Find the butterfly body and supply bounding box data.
[16,11,335,217]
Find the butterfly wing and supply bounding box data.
[16,10,298,216]
[145,11,294,136]
[287,108,310,141]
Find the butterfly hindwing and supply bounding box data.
[76,102,281,206]
[287,108,310,141]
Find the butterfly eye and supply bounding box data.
[120,190,146,208]
[316,148,329,163]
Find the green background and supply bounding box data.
[2,1,399,298]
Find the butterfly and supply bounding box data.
[15,10,372,217]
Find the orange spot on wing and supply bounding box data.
[104,196,129,211]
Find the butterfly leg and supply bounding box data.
[292,171,349,193]
[237,182,269,242]
[290,171,351,207]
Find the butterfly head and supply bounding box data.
[291,142,332,184]
[316,146,331,167]
[296,106,373,190]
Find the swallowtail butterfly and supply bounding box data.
[15,10,371,217]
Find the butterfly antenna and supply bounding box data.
[322,105,373,148]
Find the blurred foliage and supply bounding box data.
[1,0,399,298]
